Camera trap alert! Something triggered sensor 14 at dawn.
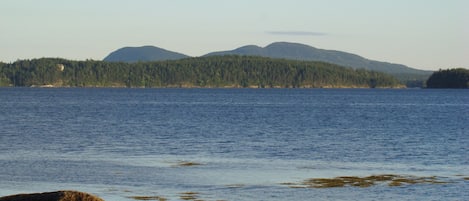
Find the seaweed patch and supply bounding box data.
[282,174,450,188]
[179,192,200,200]
[172,161,203,167]
[128,196,168,201]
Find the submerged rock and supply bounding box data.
[0,191,104,201]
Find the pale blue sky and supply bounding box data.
[1,0,467,70]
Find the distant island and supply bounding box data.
[426,68,469,88]
[103,42,432,87]
[0,56,403,88]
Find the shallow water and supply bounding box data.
[1,88,468,200]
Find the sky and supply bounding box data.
[1,0,468,71]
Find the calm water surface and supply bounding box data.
[0,88,468,200]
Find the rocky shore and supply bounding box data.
[0,191,104,201]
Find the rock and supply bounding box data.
[0,191,104,201]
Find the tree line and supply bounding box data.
[426,68,469,88]
[0,56,403,88]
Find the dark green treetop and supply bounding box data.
[426,68,469,88]
[0,56,403,88]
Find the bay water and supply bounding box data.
[0,88,468,200]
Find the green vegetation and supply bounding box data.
[205,42,432,87]
[426,68,469,88]
[0,56,403,88]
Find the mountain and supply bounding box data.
[103,42,431,87]
[205,42,431,78]
[103,46,189,62]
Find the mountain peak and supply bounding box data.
[266,42,317,49]
[103,46,189,62]
[103,42,431,82]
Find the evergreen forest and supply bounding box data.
[0,56,403,88]
[426,68,469,88]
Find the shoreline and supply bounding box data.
[4,84,407,89]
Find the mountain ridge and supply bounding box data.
[103,46,189,62]
[205,42,430,76]
[103,42,432,86]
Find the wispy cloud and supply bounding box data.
[266,31,328,36]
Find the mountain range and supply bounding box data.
[103,42,432,84]
[205,42,431,75]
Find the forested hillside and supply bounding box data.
[0,56,403,88]
[205,42,432,81]
[426,68,469,88]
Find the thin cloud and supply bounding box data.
[267,31,328,36]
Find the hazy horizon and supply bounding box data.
[1,0,468,71]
